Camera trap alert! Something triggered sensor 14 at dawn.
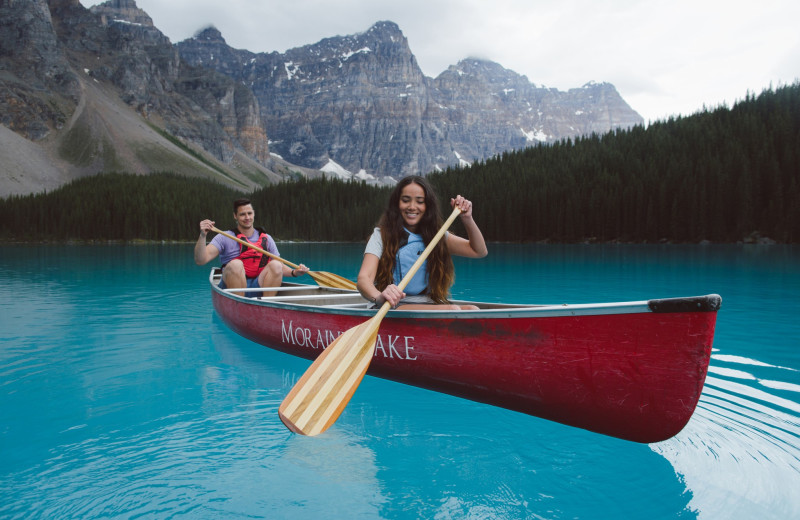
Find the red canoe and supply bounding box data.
[209,269,720,443]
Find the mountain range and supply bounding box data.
[0,0,643,196]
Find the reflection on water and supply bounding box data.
[652,354,800,520]
[208,322,389,518]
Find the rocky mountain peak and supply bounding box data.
[435,58,534,98]
[361,20,406,44]
[89,0,154,27]
[177,20,642,178]
[192,26,227,44]
[282,20,415,69]
[577,81,615,92]
[452,58,525,80]
[2,3,645,195]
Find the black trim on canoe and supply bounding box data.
[648,294,722,313]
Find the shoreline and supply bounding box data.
[1,236,788,246]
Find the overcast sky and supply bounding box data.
[80,0,799,124]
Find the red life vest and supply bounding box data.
[231,228,271,278]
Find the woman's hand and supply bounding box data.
[451,195,473,218]
[446,195,488,258]
[379,284,406,307]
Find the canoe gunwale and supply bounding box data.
[209,268,720,319]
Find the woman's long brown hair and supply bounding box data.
[374,176,454,303]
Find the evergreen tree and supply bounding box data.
[1,83,798,243]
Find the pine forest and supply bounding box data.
[1,83,798,244]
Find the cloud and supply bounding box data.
[79,0,800,123]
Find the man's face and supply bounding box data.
[234,204,255,231]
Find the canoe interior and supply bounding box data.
[209,269,540,311]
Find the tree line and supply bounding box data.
[1,83,798,243]
[433,83,799,243]
[0,173,390,242]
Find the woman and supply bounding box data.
[357,175,488,310]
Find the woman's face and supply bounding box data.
[398,182,426,232]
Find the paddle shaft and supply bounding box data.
[210,226,357,290]
[278,206,462,435]
[210,226,299,269]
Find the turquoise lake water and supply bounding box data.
[1,243,799,519]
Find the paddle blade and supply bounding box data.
[308,271,357,291]
[279,317,380,435]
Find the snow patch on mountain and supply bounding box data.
[521,128,549,142]
[320,159,353,179]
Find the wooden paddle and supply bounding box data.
[279,206,463,436]
[210,226,357,291]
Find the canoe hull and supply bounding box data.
[211,280,719,443]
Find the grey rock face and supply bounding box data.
[178,21,644,178]
[0,0,79,140]
[1,2,643,196]
[2,0,269,168]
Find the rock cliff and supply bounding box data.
[0,0,80,141]
[1,2,643,196]
[0,0,286,197]
[177,21,644,178]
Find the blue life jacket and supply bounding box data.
[393,228,427,295]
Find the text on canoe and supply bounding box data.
[280,320,417,360]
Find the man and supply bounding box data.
[195,198,308,297]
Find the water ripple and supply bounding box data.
[652,363,800,520]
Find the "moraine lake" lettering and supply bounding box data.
[280,320,417,360]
